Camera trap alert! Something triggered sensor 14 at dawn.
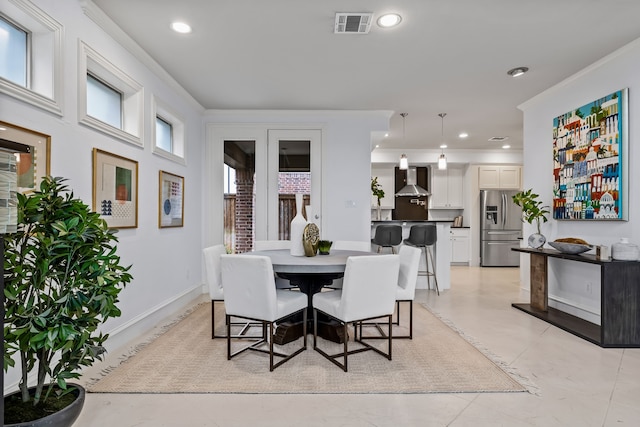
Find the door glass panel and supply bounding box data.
[223,140,255,253]
[278,140,310,240]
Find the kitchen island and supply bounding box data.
[371,220,452,291]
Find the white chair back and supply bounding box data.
[332,240,371,252]
[203,245,226,300]
[339,255,399,322]
[254,240,291,251]
[220,254,279,321]
[398,245,421,293]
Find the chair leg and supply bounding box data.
[387,314,393,360]
[426,246,440,295]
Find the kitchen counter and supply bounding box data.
[371,221,451,291]
[371,220,454,224]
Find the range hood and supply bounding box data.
[395,167,430,197]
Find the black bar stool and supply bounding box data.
[403,224,439,295]
[371,225,402,254]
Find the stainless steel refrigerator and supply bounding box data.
[480,190,522,267]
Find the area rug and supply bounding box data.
[86,301,528,394]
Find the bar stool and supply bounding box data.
[371,225,402,254]
[403,224,439,295]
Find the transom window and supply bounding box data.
[155,116,173,152]
[86,74,122,129]
[0,15,28,87]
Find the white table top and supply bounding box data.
[249,249,373,274]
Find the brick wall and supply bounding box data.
[279,172,311,194]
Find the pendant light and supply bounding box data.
[438,113,448,170]
[399,113,408,170]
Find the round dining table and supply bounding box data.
[250,249,371,344]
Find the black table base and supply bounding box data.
[274,272,345,344]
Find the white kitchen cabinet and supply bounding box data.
[450,228,470,264]
[478,165,521,189]
[430,165,463,209]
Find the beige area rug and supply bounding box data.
[87,302,529,394]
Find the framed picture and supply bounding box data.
[552,88,628,220]
[93,148,138,228]
[158,170,184,228]
[0,121,51,193]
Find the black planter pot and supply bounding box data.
[4,383,85,427]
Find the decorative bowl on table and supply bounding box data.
[548,241,593,255]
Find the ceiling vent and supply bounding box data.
[334,13,373,34]
[488,136,509,142]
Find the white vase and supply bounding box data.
[290,194,306,256]
[612,238,639,261]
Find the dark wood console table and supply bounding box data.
[512,247,640,348]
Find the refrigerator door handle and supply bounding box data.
[501,193,506,229]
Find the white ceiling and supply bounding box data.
[93,0,640,152]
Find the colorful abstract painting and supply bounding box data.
[552,89,627,220]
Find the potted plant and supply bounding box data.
[371,177,385,220]
[512,188,550,248]
[3,176,133,426]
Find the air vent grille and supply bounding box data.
[334,13,373,34]
[488,136,509,142]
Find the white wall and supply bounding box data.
[1,0,205,389]
[518,36,640,320]
[203,110,392,244]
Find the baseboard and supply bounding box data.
[102,284,205,354]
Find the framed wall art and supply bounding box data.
[159,170,184,228]
[0,121,51,193]
[552,88,628,220]
[93,148,138,228]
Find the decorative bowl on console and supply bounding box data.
[548,241,593,255]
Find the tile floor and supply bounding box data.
[76,266,640,426]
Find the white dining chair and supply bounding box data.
[253,240,295,289]
[312,254,399,372]
[221,254,307,371]
[394,245,421,339]
[204,245,260,339]
[357,245,421,340]
[332,240,372,252]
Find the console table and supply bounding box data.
[512,247,640,348]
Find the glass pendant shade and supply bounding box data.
[399,154,408,170]
[438,153,447,170]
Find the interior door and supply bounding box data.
[266,129,322,240]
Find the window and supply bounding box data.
[87,74,122,129]
[224,164,236,194]
[0,0,63,115]
[78,41,143,147]
[155,116,173,152]
[0,16,28,87]
[151,95,185,164]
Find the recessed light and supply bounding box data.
[377,13,402,28]
[458,132,468,138]
[384,133,389,138]
[502,144,511,149]
[440,144,447,149]
[375,144,380,148]
[171,22,192,34]
[507,67,528,77]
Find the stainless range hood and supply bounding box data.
[395,167,430,197]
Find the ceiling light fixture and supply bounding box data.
[438,113,448,170]
[507,66,529,77]
[377,13,402,28]
[502,144,511,149]
[458,132,468,138]
[399,113,408,170]
[171,22,192,34]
